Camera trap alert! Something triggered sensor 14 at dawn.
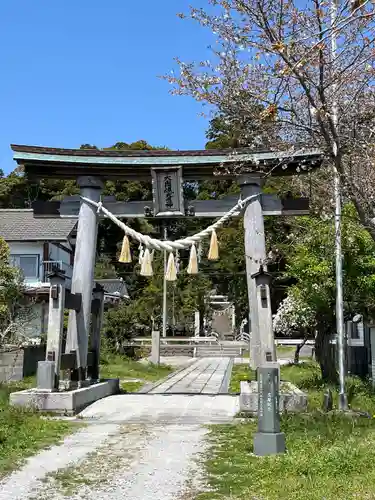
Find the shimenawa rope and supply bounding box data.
[80,193,259,253]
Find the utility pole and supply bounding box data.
[162,225,168,338]
[331,0,348,410]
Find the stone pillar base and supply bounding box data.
[10,379,120,415]
[253,432,286,456]
[37,361,55,391]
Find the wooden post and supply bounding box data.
[240,177,265,369]
[90,283,105,382]
[65,176,103,385]
[45,270,66,389]
[240,176,276,369]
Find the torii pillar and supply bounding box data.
[240,176,276,369]
[65,176,103,384]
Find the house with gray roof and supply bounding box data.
[0,209,129,338]
[0,209,77,286]
[96,278,129,304]
[0,209,78,337]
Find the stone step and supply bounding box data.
[197,350,243,354]
[195,347,246,358]
[196,347,245,352]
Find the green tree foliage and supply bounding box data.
[103,249,213,346]
[94,256,118,280]
[0,165,79,208]
[205,107,274,150]
[280,205,375,380]
[0,238,24,342]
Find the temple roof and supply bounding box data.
[11,144,323,180]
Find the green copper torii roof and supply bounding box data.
[11,144,323,180]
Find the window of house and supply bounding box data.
[10,254,39,279]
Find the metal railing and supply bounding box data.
[236,331,251,343]
[124,336,220,346]
[275,338,315,346]
[41,261,73,281]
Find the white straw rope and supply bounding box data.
[81,193,260,253]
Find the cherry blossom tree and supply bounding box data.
[273,291,316,362]
[167,0,375,238]
[273,293,315,336]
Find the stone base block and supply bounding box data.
[253,432,286,456]
[37,361,55,391]
[240,380,307,413]
[9,379,119,415]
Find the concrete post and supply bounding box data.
[90,283,105,382]
[194,311,200,337]
[239,176,267,369]
[151,330,160,365]
[231,306,236,334]
[66,176,103,384]
[43,270,66,390]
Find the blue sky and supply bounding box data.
[0,1,213,174]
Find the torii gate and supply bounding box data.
[12,144,322,385]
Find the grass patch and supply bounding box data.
[239,350,302,358]
[229,364,255,393]
[277,345,296,355]
[202,362,375,499]
[100,353,174,391]
[0,378,75,478]
[121,381,144,393]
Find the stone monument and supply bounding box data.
[253,364,286,456]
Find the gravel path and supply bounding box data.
[0,423,119,500]
[0,394,239,499]
[29,424,208,500]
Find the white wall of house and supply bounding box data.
[8,241,73,284]
[8,241,44,285]
[7,240,73,339]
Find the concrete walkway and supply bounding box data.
[79,393,239,424]
[146,357,232,394]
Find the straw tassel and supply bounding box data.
[208,230,219,261]
[187,244,198,274]
[165,252,177,281]
[118,235,132,263]
[140,248,153,277]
